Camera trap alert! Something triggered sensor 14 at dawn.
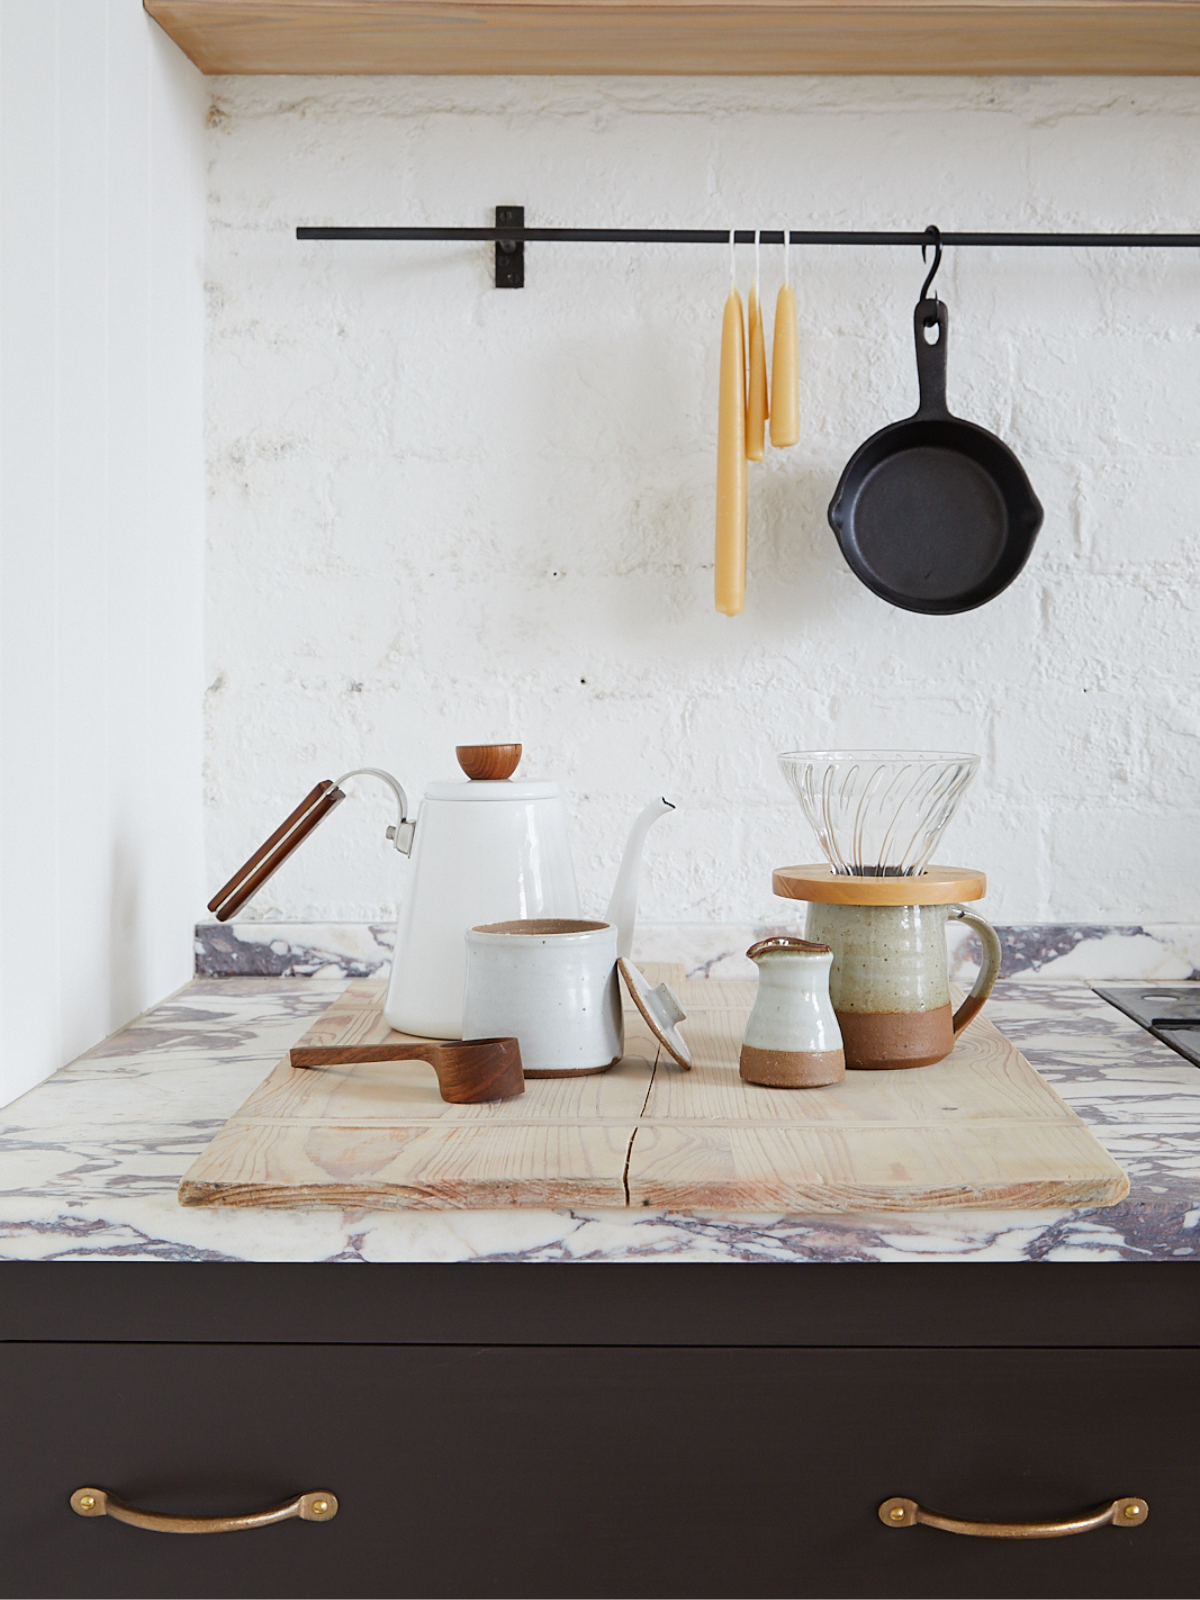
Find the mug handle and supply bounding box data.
[949,906,1003,1037]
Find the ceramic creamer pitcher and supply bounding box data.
[803,902,1002,1070]
[739,937,845,1089]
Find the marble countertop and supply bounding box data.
[1,977,1198,1264]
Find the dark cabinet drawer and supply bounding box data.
[1,1343,1196,1598]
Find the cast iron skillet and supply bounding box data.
[828,296,1043,615]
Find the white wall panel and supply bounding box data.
[0,1,205,1105]
[0,1,60,1092]
[55,0,112,1062]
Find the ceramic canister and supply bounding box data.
[462,919,623,1077]
[739,937,845,1088]
[803,901,1002,1070]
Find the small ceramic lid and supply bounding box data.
[618,958,692,1070]
[469,919,608,942]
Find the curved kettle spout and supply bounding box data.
[605,798,675,960]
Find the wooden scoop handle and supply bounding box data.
[289,1037,525,1104]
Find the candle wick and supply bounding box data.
[729,228,736,291]
[754,229,761,294]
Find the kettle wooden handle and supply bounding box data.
[207,782,345,922]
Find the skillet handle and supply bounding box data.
[914,297,950,418]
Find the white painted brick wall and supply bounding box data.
[204,76,1200,932]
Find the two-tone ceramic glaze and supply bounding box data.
[739,937,845,1088]
[805,901,1002,1069]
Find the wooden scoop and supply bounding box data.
[289,1035,524,1104]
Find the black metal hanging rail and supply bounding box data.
[297,215,1200,289]
[299,227,1200,245]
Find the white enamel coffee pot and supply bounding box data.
[386,746,673,1038]
[205,743,673,1042]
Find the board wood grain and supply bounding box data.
[144,1,1200,77]
[178,973,1129,1212]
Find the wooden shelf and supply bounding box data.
[144,1,1200,76]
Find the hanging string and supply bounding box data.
[754,229,761,299]
[784,227,791,288]
[729,228,736,289]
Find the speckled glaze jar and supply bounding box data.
[804,902,1002,1070]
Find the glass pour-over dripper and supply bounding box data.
[777,750,979,877]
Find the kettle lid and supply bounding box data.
[425,777,560,802]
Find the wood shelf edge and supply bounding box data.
[144,1,1200,76]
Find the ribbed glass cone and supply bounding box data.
[777,750,980,877]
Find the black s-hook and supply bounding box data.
[919,224,943,306]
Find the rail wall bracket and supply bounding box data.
[495,205,524,288]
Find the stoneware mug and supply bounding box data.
[739,937,846,1089]
[462,919,623,1077]
[803,902,1002,1070]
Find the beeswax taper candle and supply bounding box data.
[747,287,768,461]
[747,235,768,462]
[770,237,799,449]
[715,273,747,616]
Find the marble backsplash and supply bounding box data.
[196,920,1200,985]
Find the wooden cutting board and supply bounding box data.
[178,972,1129,1212]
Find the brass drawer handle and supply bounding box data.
[880,1496,1147,1539]
[71,1487,337,1534]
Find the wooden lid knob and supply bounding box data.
[456,744,522,781]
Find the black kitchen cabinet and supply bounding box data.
[2,1262,1198,1599]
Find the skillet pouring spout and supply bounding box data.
[828,297,1043,615]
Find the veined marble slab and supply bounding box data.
[0,977,1198,1264]
[196,920,1200,985]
